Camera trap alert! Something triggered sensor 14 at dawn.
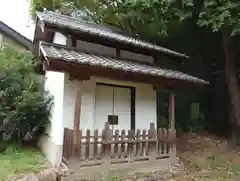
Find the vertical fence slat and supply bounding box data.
[114,130,119,158]
[85,129,90,160]
[62,122,175,166]
[147,129,151,156]
[120,130,126,158]
[141,129,147,156]
[157,128,162,156]
[77,130,82,158]
[127,130,134,163]
[93,130,98,159]
[149,123,156,161]
[103,122,111,166]
[136,129,140,157]
[69,129,73,159]
[163,128,167,155]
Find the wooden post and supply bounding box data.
[169,92,175,129]
[168,92,176,170]
[72,86,82,156]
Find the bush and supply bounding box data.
[0,45,52,146]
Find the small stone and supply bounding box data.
[15,174,39,181]
[162,173,173,180]
[36,168,62,181]
[150,174,164,181]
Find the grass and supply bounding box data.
[0,145,49,181]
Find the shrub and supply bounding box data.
[0,45,52,146]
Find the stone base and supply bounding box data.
[38,134,63,167]
[64,158,173,180]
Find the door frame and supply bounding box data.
[96,82,136,130]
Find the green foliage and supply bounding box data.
[30,0,61,18]
[197,0,240,35]
[0,45,52,144]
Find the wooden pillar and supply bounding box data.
[168,91,176,168]
[72,85,82,156]
[169,92,175,129]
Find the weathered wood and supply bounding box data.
[120,129,126,158]
[85,130,90,159]
[136,129,141,156]
[77,130,82,157]
[62,122,175,168]
[114,130,119,158]
[141,130,147,156]
[93,130,98,159]
[72,87,81,156]
[169,92,175,129]
[127,130,135,163]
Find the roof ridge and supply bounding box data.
[0,21,32,49]
[36,10,189,59]
[0,21,32,42]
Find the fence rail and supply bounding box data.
[62,122,176,167]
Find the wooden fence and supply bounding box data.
[62,122,176,167]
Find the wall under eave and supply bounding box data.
[63,77,157,133]
[38,32,67,167]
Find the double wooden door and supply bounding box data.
[94,84,131,131]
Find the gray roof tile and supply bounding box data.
[36,10,189,59]
[39,42,208,84]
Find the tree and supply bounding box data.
[196,1,240,141]
[0,44,52,147]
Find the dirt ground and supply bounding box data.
[63,134,240,181]
[173,134,240,180]
[121,134,240,181]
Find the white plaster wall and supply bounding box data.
[120,50,154,64]
[93,77,157,130]
[45,32,67,145]
[63,76,157,133]
[38,32,67,166]
[53,32,67,45]
[76,40,154,64]
[63,77,96,133]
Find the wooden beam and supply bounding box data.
[45,58,205,90]
[72,85,82,156]
[169,92,175,129]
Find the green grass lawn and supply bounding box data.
[0,145,49,181]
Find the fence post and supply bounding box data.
[149,123,157,162]
[102,122,112,177]
[127,130,134,163]
[168,92,177,168]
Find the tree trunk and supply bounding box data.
[222,28,240,144]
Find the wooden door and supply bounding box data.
[94,84,131,131]
[113,87,131,131]
[94,85,113,131]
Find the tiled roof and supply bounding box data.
[39,42,208,84]
[36,10,189,59]
[0,21,32,50]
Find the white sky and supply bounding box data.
[0,0,35,40]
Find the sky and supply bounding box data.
[0,0,35,40]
